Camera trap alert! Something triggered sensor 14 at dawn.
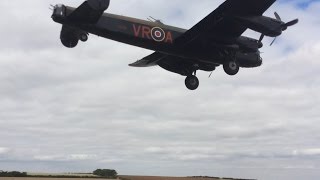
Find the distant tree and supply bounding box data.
[0,171,27,177]
[93,169,118,178]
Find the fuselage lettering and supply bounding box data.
[133,24,141,37]
[132,24,173,44]
[165,31,173,44]
[142,26,151,39]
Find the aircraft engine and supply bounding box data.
[87,0,110,11]
[237,52,262,68]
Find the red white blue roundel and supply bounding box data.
[151,27,166,42]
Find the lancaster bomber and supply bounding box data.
[51,0,298,90]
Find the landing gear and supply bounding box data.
[185,75,199,90]
[61,38,79,48]
[223,60,239,76]
[79,33,88,42]
[222,50,240,76]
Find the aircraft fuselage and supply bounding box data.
[52,5,262,67]
[51,0,298,90]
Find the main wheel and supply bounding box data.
[61,38,78,48]
[185,75,199,90]
[223,61,240,76]
[79,33,88,42]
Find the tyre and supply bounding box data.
[61,38,78,48]
[223,61,240,76]
[79,33,88,42]
[185,75,199,90]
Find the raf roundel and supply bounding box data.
[151,27,166,42]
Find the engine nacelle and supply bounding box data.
[235,16,282,37]
[237,36,263,52]
[237,52,262,68]
[60,25,81,48]
[87,0,110,11]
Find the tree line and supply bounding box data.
[93,169,118,178]
[0,171,27,177]
[0,169,118,178]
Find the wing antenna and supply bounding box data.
[149,16,164,25]
[208,71,214,78]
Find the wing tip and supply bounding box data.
[128,60,142,67]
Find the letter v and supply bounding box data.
[133,24,141,37]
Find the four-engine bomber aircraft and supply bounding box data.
[51,0,298,90]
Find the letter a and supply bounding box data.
[165,31,173,44]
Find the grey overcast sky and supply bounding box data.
[0,0,320,180]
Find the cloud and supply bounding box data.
[34,155,62,161]
[68,154,98,161]
[0,147,10,155]
[33,154,98,161]
[293,149,320,156]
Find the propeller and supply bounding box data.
[258,34,265,43]
[274,12,281,21]
[257,33,265,48]
[270,12,299,46]
[270,37,277,46]
[284,19,299,28]
[275,12,299,30]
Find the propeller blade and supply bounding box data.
[274,12,281,21]
[258,34,265,43]
[270,37,277,46]
[285,19,299,27]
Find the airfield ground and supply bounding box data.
[0,175,254,180]
[119,175,252,180]
[0,179,116,180]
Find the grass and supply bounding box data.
[118,175,255,180]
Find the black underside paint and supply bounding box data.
[52,0,278,76]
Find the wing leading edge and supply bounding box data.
[129,52,198,76]
[175,0,277,47]
[129,52,168,67]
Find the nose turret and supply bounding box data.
[51,4,66,22]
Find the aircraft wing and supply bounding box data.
[175,0,276,47]
[130,52,197,76]
[67,0,110,24]
[129,52,168,67]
